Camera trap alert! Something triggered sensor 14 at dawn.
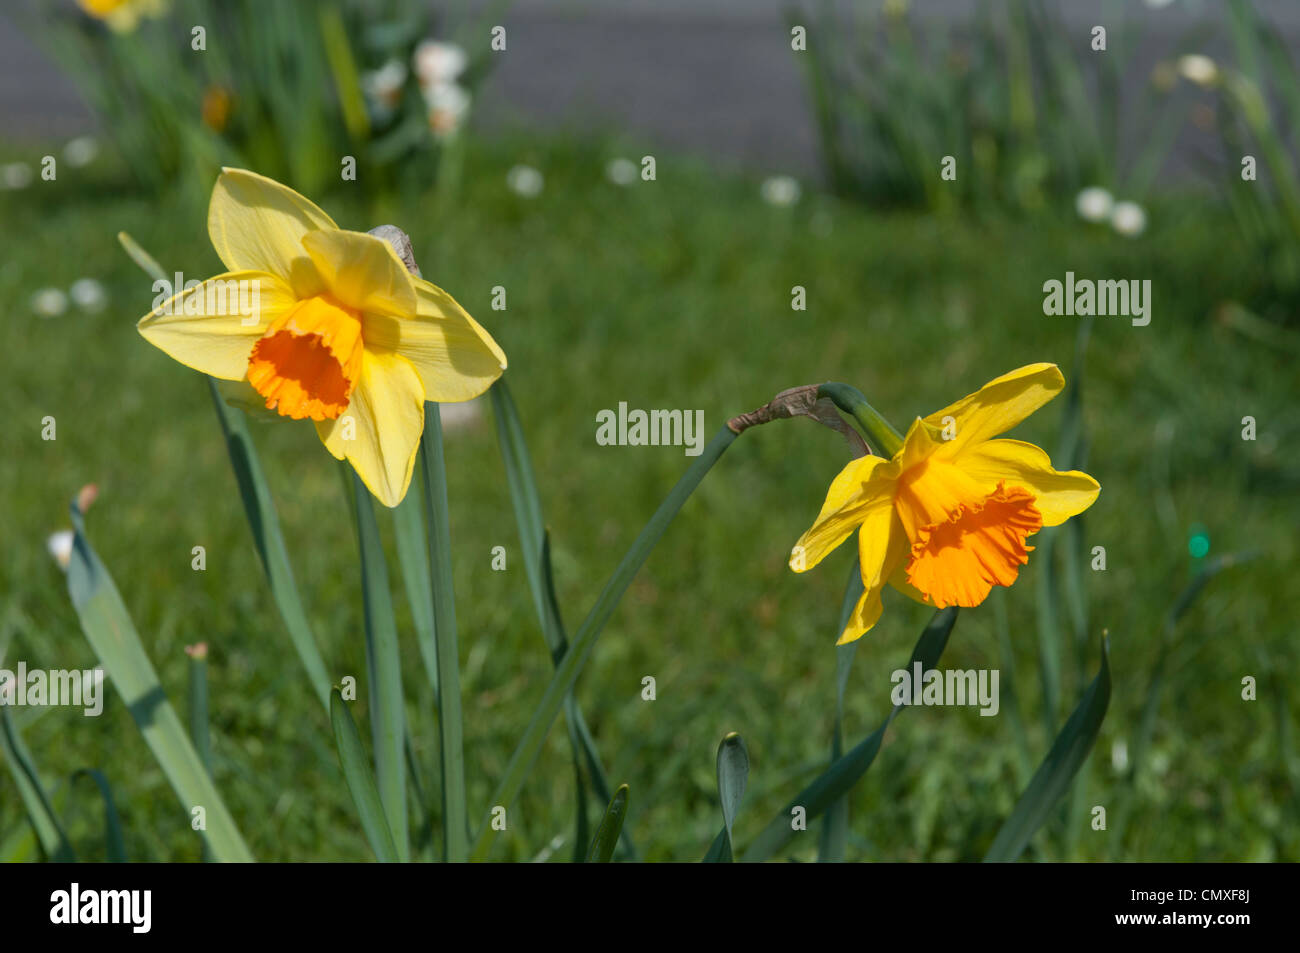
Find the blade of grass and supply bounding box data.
[208,379,332,712]
[420,403,468,862]
[1109,552,1255,853]
[65,497,252,862]
[710,732,750,863]
[983,636,1111,862]
[586,784,629,863]
[187,643,212,862]
[71,768,128,862]
[392,490,439,699]
[330,688,399,863]
[0,708,74,862]
[471,425,739,861]
[818,555,864,862]
[489,379,634,859]
[350,470,410,861]
[740,607,959,863]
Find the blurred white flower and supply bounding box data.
[425,83,471,139]
[1,162,32,190]
[1110,738,1129,773]
[507,164,544,198]
[63,136,100,168]
[1075,186,1114,223]
[362,59,408,109]
[439,395,485,433]
[31,288,68,317]
[413,40,467,91]
[1177,54,1219,87]
[606,157,638,186]
[760,175,801,207]
[1111,200,1148,237]
[70,278,107,312]
[47,530,74,570]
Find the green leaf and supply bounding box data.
[72,769,128,862]
[116,230,167,283]
[470,425,738,861]
[350,470,409,861]
[586,784,630,863]
[489,379,633,859]
[187,646,212,862]
[819,556,864,862]
[983,636,1112,862]
[713,732,750,862]
[65,496,252,863]
[420,404,468,863]
[207,379,333,712]
[741,607,958,863]
[330,689,399,863]
[0,708,74,862]
[1109,552,1255,852]
[391,489,438,699]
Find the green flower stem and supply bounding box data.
[350,469,410,861]
[817,382,905,457]
[420,404,469,863]
[470,424,738,861]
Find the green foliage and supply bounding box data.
[0,133,1293,862]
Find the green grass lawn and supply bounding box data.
[1,134,1297,861]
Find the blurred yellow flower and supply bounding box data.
[201,86,232,133]
[76,0,168,32]
[137,169,506,506]
[791,364,1099,643]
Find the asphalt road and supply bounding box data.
[2,1,1296,176]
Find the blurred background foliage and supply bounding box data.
[0,0,1296,861]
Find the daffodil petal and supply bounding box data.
[316,351,424,507]
[887,568,930,605]
[838,511,911,643]
[924,363,1064,451]
[359,277,507,402]
[136,270,296,380]
[859,508,909,587]
[300,228,417,319]
[954,438,1100,526]
[207,169,337,293]
[837,586,885,645]
[897,416,946,470]
[790,454,892,573]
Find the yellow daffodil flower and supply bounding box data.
[791,364,1099,644]
[76,0,168,32]
[137,169,506,507]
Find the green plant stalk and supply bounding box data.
[392,491,439,699]
[0,709,74,862]
[817,382,904,457]
[818,556,864,862]
[65,499,252,863]
[188,648,212,863]
[330,689,399,863]
[72,769,128,863]
[489,379,633,859]
[1109,553,1254,853]
[205,380,334,712]
[740,607,958,862]
[420,404,469,862]
[586,784,630,863]
[470,425,738,861]
[983,637,1112,862]
[351,470,410,861]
